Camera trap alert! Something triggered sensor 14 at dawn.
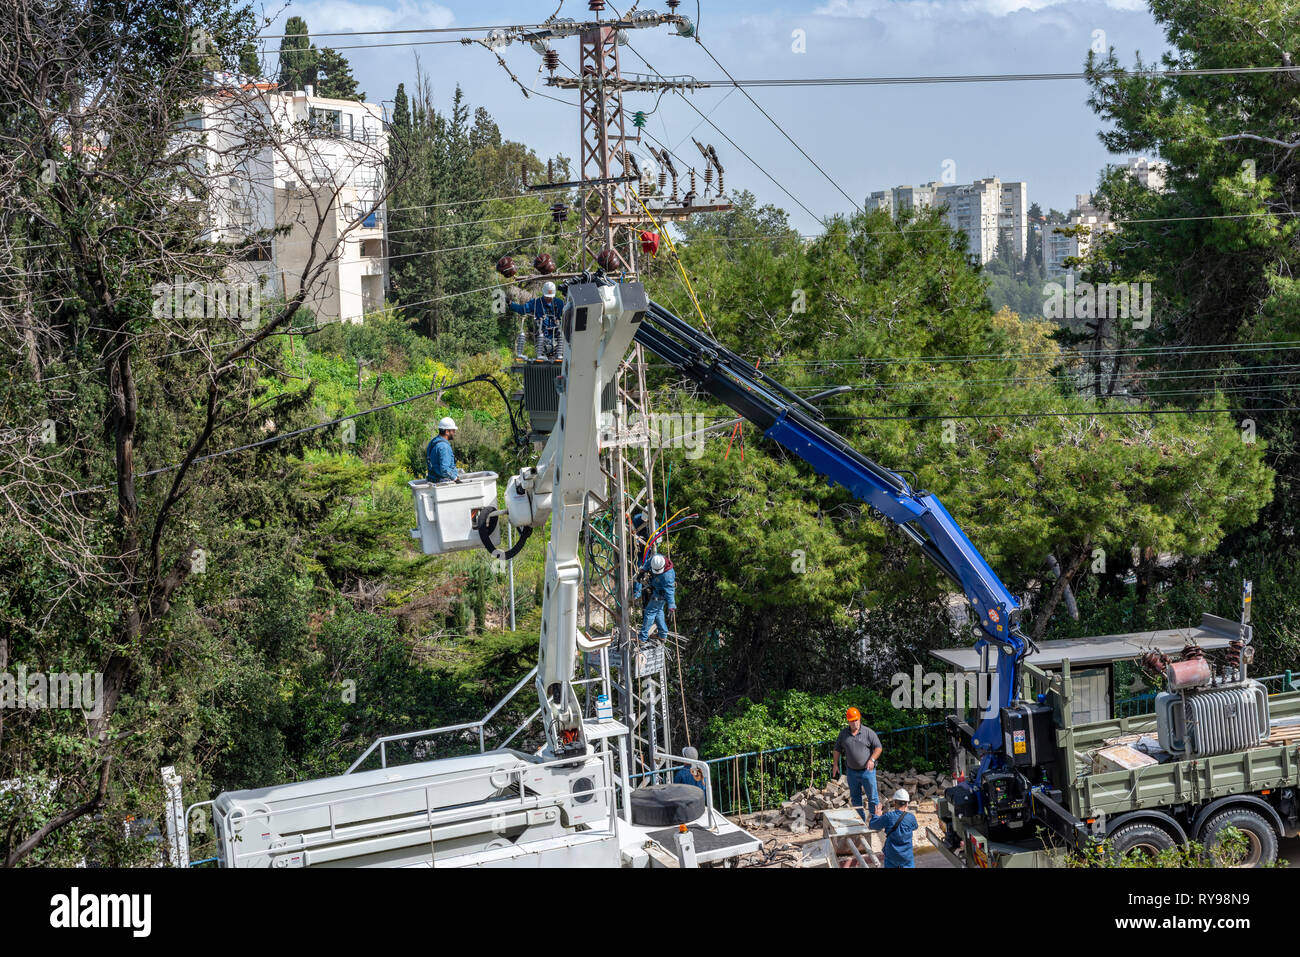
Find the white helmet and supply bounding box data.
[438,416,457,432]
[542,281,557,298]
[892,788,910,803]
[650,553,667,574]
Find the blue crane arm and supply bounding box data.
[635,299,1028,745]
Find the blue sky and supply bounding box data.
[258,0,1172,233]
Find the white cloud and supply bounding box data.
[817,0,1147,20]
[270,0,454,38]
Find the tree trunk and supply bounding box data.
[1032,541,1091,641]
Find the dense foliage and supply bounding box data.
[2,0,1297,865]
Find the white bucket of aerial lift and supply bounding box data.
[408,471,499,554]
[212,748,617,868]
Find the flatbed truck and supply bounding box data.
[932,618,1300,867]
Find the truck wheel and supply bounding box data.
[1109,822,1176,862]
[1199,809,1278,867]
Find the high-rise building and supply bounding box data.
[868,176,1028,264]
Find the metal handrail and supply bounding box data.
[653,750,716,825]
[347,666,541,773]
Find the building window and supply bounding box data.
[309,108,342,136]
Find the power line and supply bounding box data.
[257,23,546,41]
[690,34,861,214]
[59,372,495,499]
[632,65,1300,87]
[820,406,1299,422]
[613,34,825,225]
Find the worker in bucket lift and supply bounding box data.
[870,789,918,868]
[425,417,461,483]
[673,746,707,793]
[633,552,675,642]
[832,707,883,822]
[508,280,564,360]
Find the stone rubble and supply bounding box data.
[747,768,951,830]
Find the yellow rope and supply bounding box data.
[629,188,714,337]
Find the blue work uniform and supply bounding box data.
[869,808,918,868]
[426,434,459,482]
[632,557,676,641]
[508,295,564,357]
[673,765,706,793]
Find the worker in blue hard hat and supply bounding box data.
[426,416,460,483]
[633,551,675,642]
[508,281,564,360]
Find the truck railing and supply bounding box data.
[345,667,610,773]
[223,747,621,868]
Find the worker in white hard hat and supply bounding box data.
[426,416,461,483]
[632,551,675,642]
[869,787,918,868]
[507,281,564,360]
[672,746,706,793]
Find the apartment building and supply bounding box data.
[1041,157,1166,278]
[868,176,1028,264]
[186,77,388,324]
[1116,155,1167,192]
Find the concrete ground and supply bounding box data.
[732,814,1300,868]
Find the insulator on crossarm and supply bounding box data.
[703,166,713,188]
[666,0,680,8]
[543,49,560,73]
[589,0,605,10]
[633,110,647,129]
[550,202,569,223]
[657,171,667,190]
[688,168,696,194]
[548,159,554,182]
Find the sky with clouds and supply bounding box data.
[257,0,1173,233]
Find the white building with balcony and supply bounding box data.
[186,78,388,324]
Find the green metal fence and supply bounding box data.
[701,721,946,817]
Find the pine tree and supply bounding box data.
[316,46,364,100]
[392,83,410,132]
[386,80,494,353]
[278,16,316,91]
[237,40,261,77]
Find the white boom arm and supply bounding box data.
[502,279,649,758]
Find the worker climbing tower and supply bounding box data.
[581,345,676,779]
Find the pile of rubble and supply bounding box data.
[747,768,952,833]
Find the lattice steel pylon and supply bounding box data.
[577,23,638,275]
[581,348,673,778]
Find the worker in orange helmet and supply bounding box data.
[832,706,883,821]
